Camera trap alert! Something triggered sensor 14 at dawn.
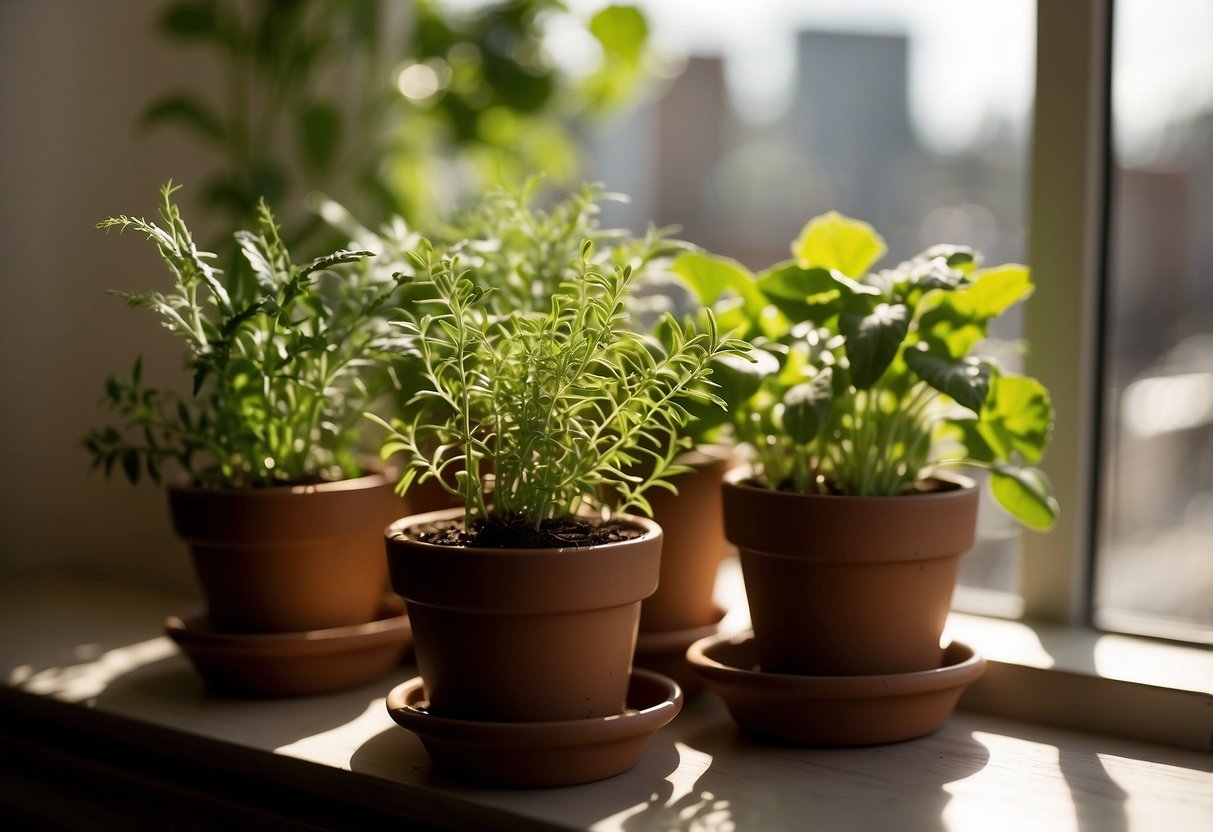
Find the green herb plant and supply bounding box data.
[85,183,407,489]
[370,233,747,535]
[670,212,1058,530]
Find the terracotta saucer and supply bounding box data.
[687,631,986,746]
[635,606,728,697]
[385,668,683,787]
[167,597,411,697]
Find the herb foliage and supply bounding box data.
[370,220,746,531]
[85,183,405,489]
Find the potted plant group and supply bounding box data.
[679,212,1056,743]
[84,184,413,695]
[373,206,746,784]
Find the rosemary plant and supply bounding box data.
[370,233,747,533]
[85,183,407,489]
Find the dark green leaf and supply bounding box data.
[840,303,908,389]
[781,368,833,446]
[905,349,991,413]
[122,449,141,485]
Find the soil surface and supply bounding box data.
[410,515,647,549]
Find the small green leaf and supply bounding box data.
[791,212,886,278]
[991,464,1058,530]
[781,368,833,446]
[840,303,908,390]
[905,349,991,413]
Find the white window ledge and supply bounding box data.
[2,571,1212,831]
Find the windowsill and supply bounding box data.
[2,571,1211,830]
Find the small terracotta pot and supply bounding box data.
[639,447,735,633]
[169,472,404,633]
[384,508,662,723]
[722,467,979,676]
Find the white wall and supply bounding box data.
[0,0,222,593]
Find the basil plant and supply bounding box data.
[672,212,1058,530]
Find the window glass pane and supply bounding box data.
[1096,0,1213,642]
[585,1,1035,607]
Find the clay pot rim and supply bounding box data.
[723,465,977,505]
[386,667,682,741]
[166,597,409,656]
[386,508,661,555]
[687,630,986,698]
[166,468,394,498]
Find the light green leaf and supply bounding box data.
[671,253,766,328]
[964,265,1033,319]
[589,5,648,64]
[977,374,1053,464]
[991,464,1058,530]
[791,211,886,278]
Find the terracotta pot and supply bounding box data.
[639,447,735,633]
[169,471,404,633]
[722,467,979,676]
[384,508,662,722]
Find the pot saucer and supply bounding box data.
[635,606,729,697]
[166,597,411,697]
[385,668,683,787]
[687,631,985,746]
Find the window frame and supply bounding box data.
[1020,0,1109,625]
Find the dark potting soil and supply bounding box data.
[410,516,647,549]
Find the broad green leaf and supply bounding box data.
[991,464,1058,530]
[840,303,909,389]
[712,349,779,407]
[671,252,760,307]
[905,349,991,413]
[977,374,1053,463]
[916,292,988,359]
[756,262,876,326]
[964,265,1033,319]
[140,92,225,145]
[791,211,886,278]
[298,100,341,175]
[781,368,833,446]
